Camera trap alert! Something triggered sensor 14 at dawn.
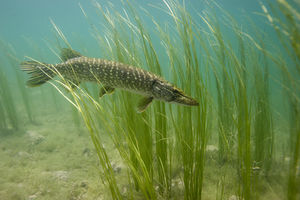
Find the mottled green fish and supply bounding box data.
[21,48,198,112]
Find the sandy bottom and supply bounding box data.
[0,105,125,200]
[0,102,286,200]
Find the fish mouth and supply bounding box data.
[173,94,199,106]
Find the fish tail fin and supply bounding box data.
[20,61,55,87]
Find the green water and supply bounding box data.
[0,0,299,200]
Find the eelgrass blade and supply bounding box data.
[0,64,19,130]
[265,1,300,199]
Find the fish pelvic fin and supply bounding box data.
[20,61,55,87]
[60,48,82,61]
[137,96,153,113]
[99,86,115,98]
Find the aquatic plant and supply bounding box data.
[0,60,19,130]
[19,0,300,199]
[0,70,7,130]
[9,51,35,123]
[40,1,209,199]
[198,8,254,199]
[0,40,37,125]
[235,32,252,200]
[163,2,210,199]
[262,0,300,199]
[252,38,274,176]
[209,13,235,164]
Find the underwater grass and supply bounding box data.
[235,32,252,200]
[51,11,158,199]
[19,0,300,199]
[210,16,235,164]
[95,3,157,197]
[200,10,237,165]
[0,73,7,130]
[45,1,210,199]
[50,60,123,199]
[53,1,259,199]
[0,40,37,124]
[200,8,255,199]
[50,87,60,112]
[8,51,35,124]
[0,61,19,130]
[263,1,300,199]
[252,38,274,176]
[127,3,170,195]
[163,1,210,199]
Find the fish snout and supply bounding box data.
[173,94,199,106]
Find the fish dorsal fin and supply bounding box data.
[60,48,82,62]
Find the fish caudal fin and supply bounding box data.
[20,61,55,87]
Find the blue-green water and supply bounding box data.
[0,0,272,59]
[0,0,299,200]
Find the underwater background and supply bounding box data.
[0,0,299,199]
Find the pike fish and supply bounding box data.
[21,48,198,112]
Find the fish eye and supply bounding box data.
[173,88,182,95]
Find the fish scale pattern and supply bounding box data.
[57,57,160,97]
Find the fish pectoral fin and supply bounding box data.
[137,97,153,113]
[99,86,115,98]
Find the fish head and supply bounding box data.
[171,90,199,106]
[152,79,199,106]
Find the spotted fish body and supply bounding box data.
[21,49,199,112]
[61,57,160,98]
